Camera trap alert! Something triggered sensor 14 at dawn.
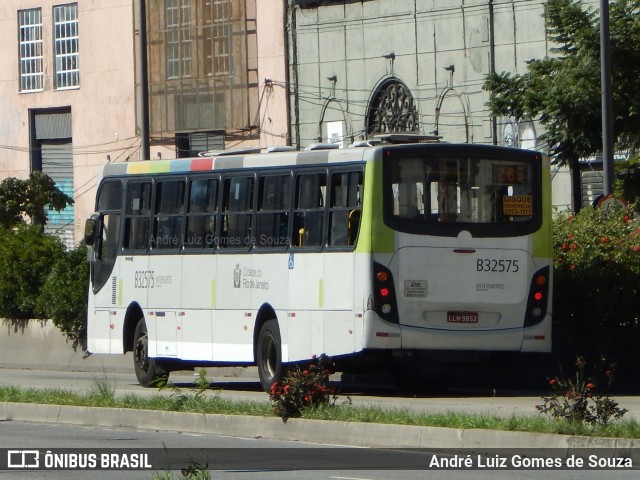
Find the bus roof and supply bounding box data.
[98,140,542,180]
[100,146,369,178]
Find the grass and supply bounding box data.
[1,380,640,440]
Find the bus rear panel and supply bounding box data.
[363,144,552,356]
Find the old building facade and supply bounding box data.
[287,0,552,148]
[286,0,599,209]
[0,0,604,244]
[0,0,288,245]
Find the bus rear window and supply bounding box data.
[383,153,541,237]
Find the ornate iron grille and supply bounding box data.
[367,80,420,135]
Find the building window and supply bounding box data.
[367,79,419,136]
[18,8,44,92]
[166,0,192,79]
[206,0,231,75]
[54,3,80,89]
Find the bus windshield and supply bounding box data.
[383,150,541,237]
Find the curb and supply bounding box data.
[1,402,639,452]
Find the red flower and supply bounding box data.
[633,245,639,252]
[586,383,594,390]
[601,236,609,243]
[549,379,556,385]
[570,243,577,250]
[562,243,568,250]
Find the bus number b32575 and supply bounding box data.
[476,259,519,273]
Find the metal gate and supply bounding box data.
[41,142,74,248]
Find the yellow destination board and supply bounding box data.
[503,195,532,216]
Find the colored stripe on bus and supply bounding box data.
[191,158,214,171]
[124,158,215,175]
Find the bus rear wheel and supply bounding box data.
[256,319,285,392]
[133,318,168,387]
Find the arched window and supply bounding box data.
[367,79,419,135]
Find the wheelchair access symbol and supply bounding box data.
[7,450,40,468]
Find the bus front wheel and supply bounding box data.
[133,318,168,387]
[256,320,285,392]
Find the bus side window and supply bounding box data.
[329,170,363,247]
[221,176,254,249]
[255,174,290,248]
[186,178,218,249]
[99,213,121,262]
[123,181,152,251]
[152,180,185,250]
[293,172,326,248]
[94,180,123,261]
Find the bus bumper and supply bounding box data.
[363,311,552,353]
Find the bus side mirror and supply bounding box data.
[84,217,98,246]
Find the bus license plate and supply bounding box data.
[447,311,478,323]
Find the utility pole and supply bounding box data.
[135,0,151,160]
[600,0,614,194]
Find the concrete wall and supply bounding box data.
[0,319,130,373]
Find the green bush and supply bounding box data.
[0,225,89,350]
[0,225,65,319]
[537,355,627,425]
[37,244,89,350]
[553,203,640,329]
[269,357,336,422]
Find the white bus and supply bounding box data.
[84,139,552,391]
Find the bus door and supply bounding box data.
[146,178,186,358]
[288,172,327,360]
[214,175,256,362]
[179,177,219,361]
[322,169,363,356]
[119,180,152,348]
[86,180,123,354]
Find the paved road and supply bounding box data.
[1,420,638,480]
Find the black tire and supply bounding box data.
[256,319,285,392]
[133,318,168,387]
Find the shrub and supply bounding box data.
[553,203,640,329]
[537,356,627,425]
[0,225,65,319]
[37,244,89,350]
[269,357,336,422]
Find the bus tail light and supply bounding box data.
[373,262,399,324]
[524,266,550,327]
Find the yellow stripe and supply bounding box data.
[127,162,149,174]
[319,279,324,308]
[211,279,217,308]
[118,279,123,306]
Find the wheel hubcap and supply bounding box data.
[262,335,276,378]
[135,334,149,372]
